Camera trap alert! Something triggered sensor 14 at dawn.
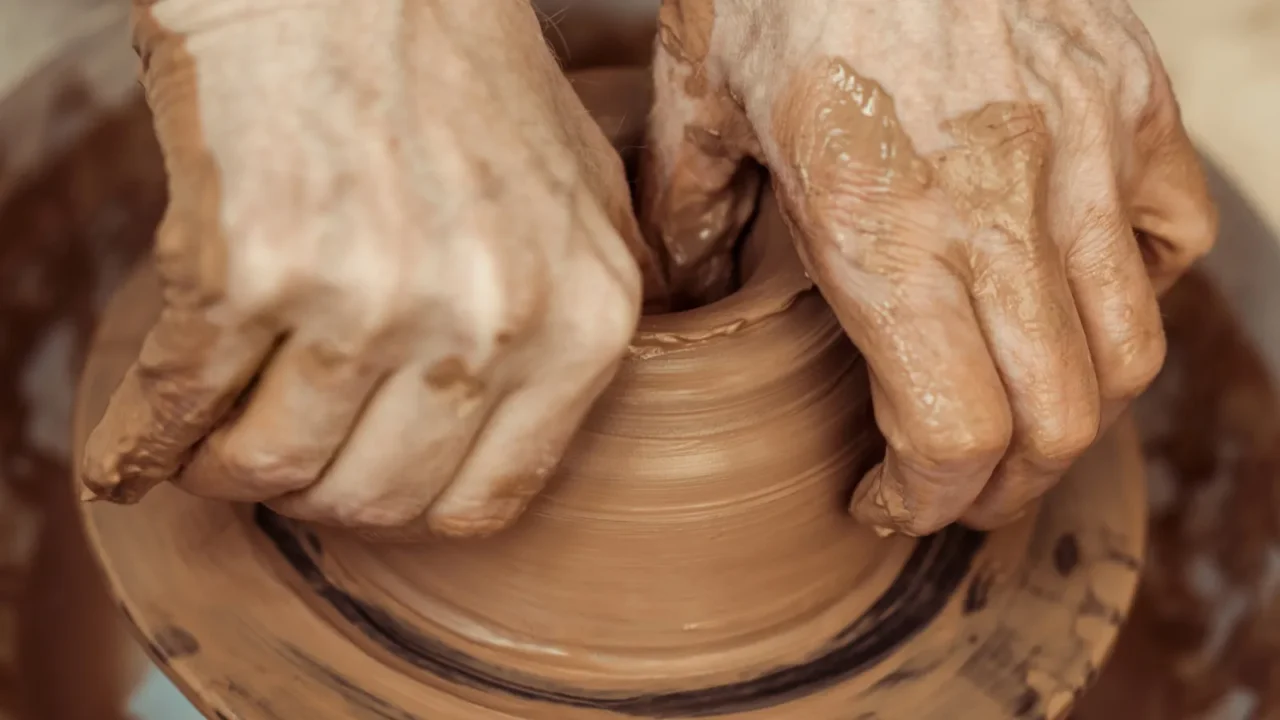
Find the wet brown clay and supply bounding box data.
[75,68,1147,719]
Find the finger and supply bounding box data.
[834,264,1013,537]
[1127,59,1217,293]
[918,100,1102,529]
[642,19,761,309]
[421,358,621,539]
[266,355,502,531]
[175,332,389,501]
[80,301,275,503]
[79,88,279,505]
[790,211,1013,536]
[1068,215,1164,434]
[768,71,1013,536]
[423,262,636,538]
[1068,166,1166,414]
[958,223,1103,530]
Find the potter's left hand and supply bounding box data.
[79,0,653,539]
[644,0,1217,534]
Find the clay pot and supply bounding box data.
[75,67,1148,719]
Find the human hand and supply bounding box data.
[644,0,1216,534]
[80,0,656,538]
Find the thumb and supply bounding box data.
[640,25,762,310]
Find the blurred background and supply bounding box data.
[0,0,1276,718]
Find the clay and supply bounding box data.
[73,66,1146,719]
[642,0,761,310]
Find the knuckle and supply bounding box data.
[1101,326,1168,400]
[216,439,313,495]
[222,237,299,313]
[565,272,641,361]
[1025,361,1104,466]
[333,502,424,530]
[902,416,1013,474]
[466,238,551,349]
[1024,413,1101,468]
[331,259,412,334]
[592,282,642,352]
[491,285,547,349]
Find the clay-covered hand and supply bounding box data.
[645,0,1216,534]
[80,0,654,538]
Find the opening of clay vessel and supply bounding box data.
[251,67,924,690]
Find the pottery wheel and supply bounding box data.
[74,68,1146,720]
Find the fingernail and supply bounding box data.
[79,486,101,503]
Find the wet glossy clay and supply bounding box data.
[75,67,1148,720]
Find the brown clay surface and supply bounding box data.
[72,67,1145,720]
[1,4,1274,719]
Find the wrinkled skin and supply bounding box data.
[82,0,1216,540]
[80,0,659,538]
[643,0,1217,534]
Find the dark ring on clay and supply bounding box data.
[255,505,986,717]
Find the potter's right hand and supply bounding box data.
[79,0,651,538]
